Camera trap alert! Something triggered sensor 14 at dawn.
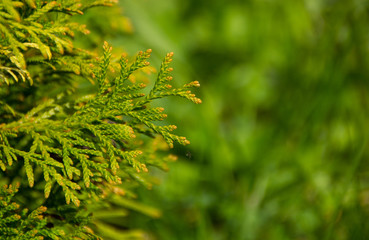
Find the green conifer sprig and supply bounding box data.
[0,183,65,239]
[0,42,201,207]
[145,52,202,104]
[0,0,114,86]
[0,183,104,239]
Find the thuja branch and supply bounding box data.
[0,42,201,206]
[0,0,116,86]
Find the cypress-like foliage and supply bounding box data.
[0,0,200,238]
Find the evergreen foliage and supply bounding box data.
[0,0,200,238]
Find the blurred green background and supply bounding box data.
[83,0,369,239]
